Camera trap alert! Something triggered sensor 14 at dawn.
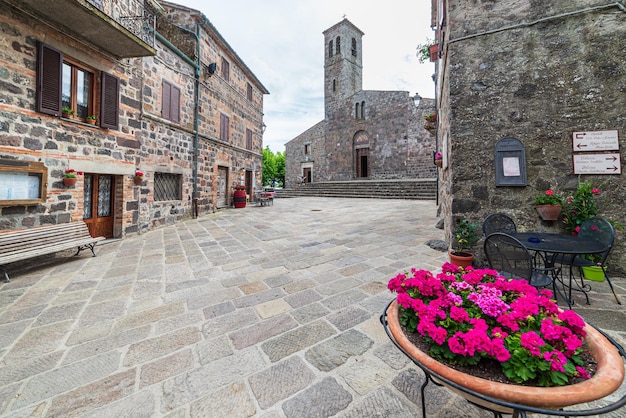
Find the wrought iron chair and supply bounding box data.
[552,217,619,304]
[482,213,517,237]
[484,232,560,298]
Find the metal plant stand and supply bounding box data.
[380,300,626,418]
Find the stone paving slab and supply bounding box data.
[0,197,625,417]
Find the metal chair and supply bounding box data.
[484,232,559,294]
[553,217,619,304]
[482,213,517,237]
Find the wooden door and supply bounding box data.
[217,167,228,207]
[83,174,114,238]
[303,167,311,183]
[356,148,369,178]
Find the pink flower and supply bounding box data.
[592,188,599,194]
[521,331,545,356]
[546,190,555,196]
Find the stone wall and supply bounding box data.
[437,0,626,273]
[0,2,266,237]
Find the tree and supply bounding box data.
[262,147,285,187]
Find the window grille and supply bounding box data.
[154,172,181,201]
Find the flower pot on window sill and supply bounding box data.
[435,159,442,168]
[133,177,143,185]
[62,177,77,187]
[535,204,562,221]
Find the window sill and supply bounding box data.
[60,117,99,128]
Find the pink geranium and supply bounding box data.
[389,264,590,387]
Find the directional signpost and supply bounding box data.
[571,130,621,175]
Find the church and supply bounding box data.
[285,18,436,187]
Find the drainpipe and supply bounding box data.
[154,24,203,218]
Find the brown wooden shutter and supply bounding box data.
[171,84,180,123]
[100,72,119,129]
[220,114,229,142]
[37,43,63,116]
[162,80,171,120]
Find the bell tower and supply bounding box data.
[323,18,364,118]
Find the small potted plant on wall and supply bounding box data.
[86,115,97,125]
[449,218,479,268]
[434,151,443,168]
[133,170,144,185]
[63,168,83,186]
[534,189,563,221]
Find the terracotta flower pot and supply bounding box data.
[385,300,625,413]
[535,204,562,221]
[133,177,143,185]
[449,251,474,268]
[435,159,442,168]
[62,177,77,187]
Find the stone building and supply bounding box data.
[432,0,626,273]
[0,0,268,238]
[285,18,436,187]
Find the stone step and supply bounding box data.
[275,179,437,200]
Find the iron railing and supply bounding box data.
[86,0,155,47]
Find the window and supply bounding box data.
[220,113,230,142]
[304,144,311,155]
[328,40,333,58]
[0,160,47,206]
[352,38,357,57]
[62,61,93,119]
[361,101,365,119]
[221,57,230,81]
[154,172,181,201]
[335,36,341,54]
[246,128,252,150]
[162,80,180,123]
[355,103,360,119]
[332,79,336,92]
[37,43,119,129]
[247,83,253,101]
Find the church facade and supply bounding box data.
[285,19,436,187]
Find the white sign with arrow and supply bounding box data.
[573,153,621,175]
[572,130,619,152]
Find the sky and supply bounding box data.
[173,1,436,153]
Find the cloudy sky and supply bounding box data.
[173,1,436,153]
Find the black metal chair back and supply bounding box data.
[483,232,553,288]
[482,213,517,237]
[577,217,615,266]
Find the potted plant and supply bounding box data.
[133,170,144,185]
[384,263,625,413]
[61,106,74,118]
[449,218,479,268]
[561,179,599,235]
[86,115,97,125]
[434,151,443,168]
[534,189,563,221]
[63,168,83,186]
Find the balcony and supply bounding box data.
[4,0,157,58]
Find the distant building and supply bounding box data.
[285,18,436,187]
[0,0,268,237]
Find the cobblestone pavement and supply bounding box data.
[1,197,625,417]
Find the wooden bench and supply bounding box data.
[0,222,105,282]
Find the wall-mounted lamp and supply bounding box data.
[413,92,422,108]
[262,123,267,133]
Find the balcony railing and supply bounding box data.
[86,0,155,48]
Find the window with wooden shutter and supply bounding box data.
[220,113,229,142]
[37,43,63,116]
[221,58,230,81]
[161,80,180,123]
[246,128,252,150]
[100,72,119,129]
[247,83,253,101]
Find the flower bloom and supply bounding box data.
[546,190,554,196]
[388,265,590,386]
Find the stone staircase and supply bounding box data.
[274,179,437,200]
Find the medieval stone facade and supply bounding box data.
[0,0,267,238]
[433,0,626,273]
[285,19,436,187]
